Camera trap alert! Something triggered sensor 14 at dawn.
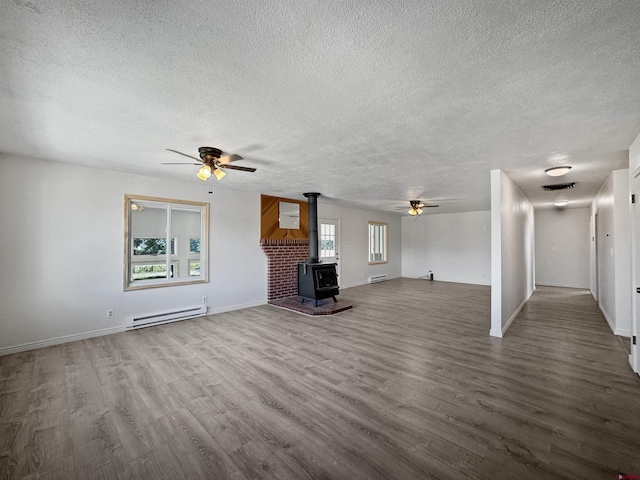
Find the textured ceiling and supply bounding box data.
[1,0,638,214]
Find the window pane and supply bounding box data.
[189,261,200,276]
[190,238,200,253]
[171,208,202,279]
[132,264,168,280]
[368,222,388,264]
[133,238,175,255]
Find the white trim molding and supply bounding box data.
[0,326,125,356]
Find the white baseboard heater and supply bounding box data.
[368,274,389,284]
[125,305,207,330]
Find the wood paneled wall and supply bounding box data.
[260,195,308,240]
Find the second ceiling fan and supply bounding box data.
[163,147,256,181]
[396,200,439,216]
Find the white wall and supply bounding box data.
[0,154,267,353]
[317,202,402,288]
[535,208,590,288]
[490,170,535,338]
[401,211,491,285]
[591,168,631,337]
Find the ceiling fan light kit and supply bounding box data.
[545,166,572,177]
[196,164,212,181]
[164,146,256,182]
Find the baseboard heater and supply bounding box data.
[368,274,389,284]
[125,305,207,330]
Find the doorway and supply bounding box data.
[319,218,341,281]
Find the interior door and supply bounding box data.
[594,212,599,302]
[632,173,640,373]
[319,218,341,281]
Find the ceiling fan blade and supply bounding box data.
[161,162,201,165]
[219,153,244,164]
[166,149,201,162]
[423,204,439,208]
[218,164,256,172]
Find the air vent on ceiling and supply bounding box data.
[542,182,576,191]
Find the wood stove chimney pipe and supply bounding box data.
[303,192,321,264]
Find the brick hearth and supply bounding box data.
[260,238,309,302]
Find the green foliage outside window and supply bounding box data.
[133,238,175,255]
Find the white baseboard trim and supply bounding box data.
[536,282,590,289]
[403,276,491,286]
[599,306,629,338]
[615,328,631,338]
[0,326,125,356]
[206,299,267,315]
[429,277,491,286]
[490,288,534,338]
[340,280,369,289]
[0,300,270,356]
[599,304,616,334]
[341,275,402,290]
[489,328,503,338]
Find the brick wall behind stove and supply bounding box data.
[261,241,309,301]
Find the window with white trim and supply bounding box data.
[125,195,209,290]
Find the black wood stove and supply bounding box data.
[297,192,339,306]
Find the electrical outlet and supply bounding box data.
[107,309,114,318]
[202,296,207,304]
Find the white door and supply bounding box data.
[319,218,341,281]
[632,173,640,373]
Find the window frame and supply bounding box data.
[368,221,388,265]
[124,194,209,290]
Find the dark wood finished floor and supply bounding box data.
[1,279,639,479]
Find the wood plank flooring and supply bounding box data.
[1,279,639,479]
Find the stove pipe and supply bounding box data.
[303,192,321,264]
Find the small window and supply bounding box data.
[190,238,200,254]
[320,223,336,259]
[125,195,209,290]
[368,221,388,264]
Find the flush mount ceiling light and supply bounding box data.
[545,166,572,177]
[553,200,569,207]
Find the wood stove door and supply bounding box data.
[319,218,341,280]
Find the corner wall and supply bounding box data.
[401,211,491,285]
[490,170,535,337]
[317,203,402,288]
[591,168,631,337]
